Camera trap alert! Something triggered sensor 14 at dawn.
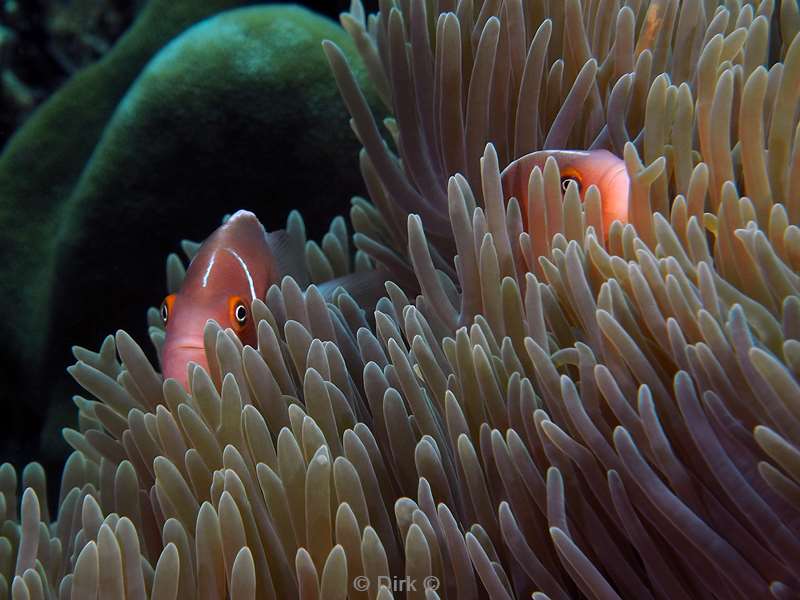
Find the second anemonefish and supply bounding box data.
[500,149,630,236]
[160,209,383,390]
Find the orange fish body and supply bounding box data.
[160,210,389,390]
[160,210,277,389]
[500,149,630,237]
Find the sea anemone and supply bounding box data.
[2,0,799,598]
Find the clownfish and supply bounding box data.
[159,210,279,389]
[500,149,630,236]
[160,209,384,390]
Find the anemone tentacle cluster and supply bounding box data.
[2,0,800,598]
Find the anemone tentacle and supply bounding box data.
[2,1,799,598]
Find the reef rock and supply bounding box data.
[0,4,373,467]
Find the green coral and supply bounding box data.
[0,0,258,406]
[0,4,374,467]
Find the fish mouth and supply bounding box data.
[171,344,206,352]
[161,342,209,389]
[163,338,207,353]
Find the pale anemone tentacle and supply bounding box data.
[1,1,799,599]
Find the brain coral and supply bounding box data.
[0,3,375,470]
[0,0,260,388]
[2,0,800,599]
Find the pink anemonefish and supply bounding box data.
[500,149,630,237]
[159,210,278,389]
[160,209,384,390]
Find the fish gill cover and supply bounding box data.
[1,0,799,599]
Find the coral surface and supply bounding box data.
[0,2,373,468]
[0,0,260,459]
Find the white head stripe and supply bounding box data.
[201,253,216,287]
[227,249,257,301]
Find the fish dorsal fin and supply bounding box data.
[266,229,309,287]
[315,269,393,312]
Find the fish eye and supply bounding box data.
[228,296,249,330]
[160,295,176,325]
[560,176,582,193]
[559,168,583,194]
[235,303,247,324]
